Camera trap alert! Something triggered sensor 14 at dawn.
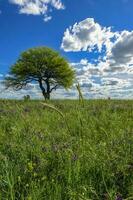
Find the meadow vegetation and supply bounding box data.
[0,99,133,200]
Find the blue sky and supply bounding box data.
[0,0,133,99]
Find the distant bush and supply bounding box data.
[23,95,30,101]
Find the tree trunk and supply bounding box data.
[45,78,50,100]
[39,79,50,100]
[45,93,50,100]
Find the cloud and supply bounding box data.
[19,2,45,15]
[70,56,133,99]
[44,15,52,22]
[61,17,133,99]
[101,77,130,86]
[61,18,117,52]
[9,0,65,22]
[0,78,43,99]
[0,67,133,99]
[61,18,133,69]
[109,31,133,65]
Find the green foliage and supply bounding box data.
[0,100,133,199]
[4,47,75,99]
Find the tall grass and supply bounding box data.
[0,99,133,199]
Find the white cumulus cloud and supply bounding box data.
[61,18,117,52]
[9,0,65,22]
[61,17,133,70]
[109,31,133,66]
[61,18,133,99]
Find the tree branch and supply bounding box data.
[50,84,58,93]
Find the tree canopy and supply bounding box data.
[4,47,75,99]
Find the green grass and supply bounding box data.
[0,99,133,200]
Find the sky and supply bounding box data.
[0,0,133,99]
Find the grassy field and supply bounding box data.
[0,99,133,200]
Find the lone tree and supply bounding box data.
[4,47,75,100]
